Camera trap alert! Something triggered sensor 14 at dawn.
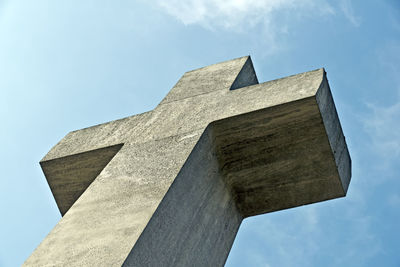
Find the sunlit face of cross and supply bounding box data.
[25,56,351,267]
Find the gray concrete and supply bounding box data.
[24,56,351,266]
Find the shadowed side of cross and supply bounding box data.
[25,56,351,267]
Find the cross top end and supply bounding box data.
[160,56,258,105]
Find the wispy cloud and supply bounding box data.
[236,206,322,266]
[157,0,334,30]
[232,201,382,267]
[339,0,361,27]
[156,0,335,55]
[363,43,400,165]
[364,101,400,159]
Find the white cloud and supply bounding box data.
[157,0,334,30]
[158,0,289,29]
[156,0,335,55]
[339,0,361,27]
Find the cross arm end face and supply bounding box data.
[212,70,351,218]
[39,111,152,215]
[40,144,123,215]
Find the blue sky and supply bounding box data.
[0,0,399,266]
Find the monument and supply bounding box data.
[24,56,351,266]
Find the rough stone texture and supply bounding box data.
[24,56,351,267]
[122,127,242,267]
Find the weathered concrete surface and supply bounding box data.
[122,127,242,266]
[24,56,351,266]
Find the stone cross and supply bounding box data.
[25,56,351,266]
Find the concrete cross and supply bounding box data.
[25,56,351,266]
